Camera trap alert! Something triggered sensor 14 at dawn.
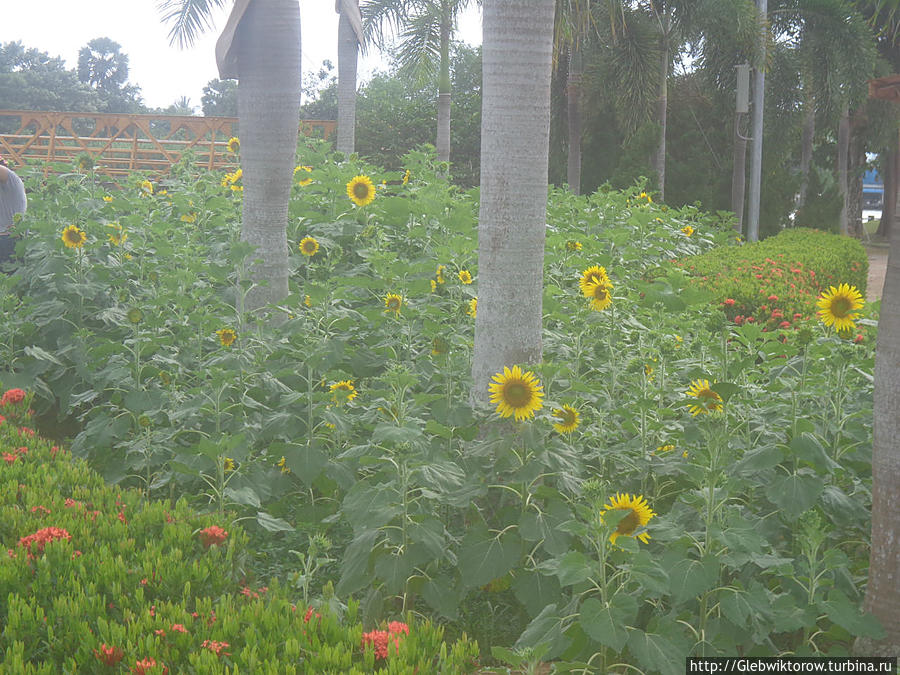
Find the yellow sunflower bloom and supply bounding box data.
[276,456,291,474]
[299,236,319,257]
[468,297,477,318]
[436,265,446,284]
[61,225,86,249]
[488,365,544,421]
[180,212,197,224]
[294,165,313,186]
[458,269,473,285]
[681,225,694,237]
[579,265,610,296]
[566,240,582,252]
[402,169,410,185]
[102,195,113,203]
[139,179,153,196]
[552,404,580,434]
[216,328,237,347]
[347,175,376,206]
[586,281,613,312]
[816,283,864,333]
[224,457,235,473]
[330,380,357,404]
[384,293,403,316]
[227,136,240,154]
[601,493,656,545]
[106,223,127,246]
[686,379,723,416]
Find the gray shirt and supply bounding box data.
[0,168,27,235]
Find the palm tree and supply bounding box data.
[364,0,478,165]
[336,0,365,154]
[159,0,301,316]
[470,0,555,404]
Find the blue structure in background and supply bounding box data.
[863,167,884,210]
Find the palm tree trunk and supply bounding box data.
[436,0,452,165]
[566,45,583,195]
[236,0,301,316]
[653,24,669,200]
[838,101,850,236]
[878,145,897,240]
[337,6,360,155]
[471,0,555,404]
[859,214,900,656]
[798,95,815,209]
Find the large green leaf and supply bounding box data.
[667,555,719,605]
[578,593,637,652]
[457,527,522,590]
[819,589,885,639]
[627,629,683,675]
[765,471,824,521]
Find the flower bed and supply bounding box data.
[0,396,479,673]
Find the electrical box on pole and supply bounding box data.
[736,64,750,114]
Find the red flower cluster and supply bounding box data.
[18,526,71,556]
[1,388,25,406]
[132,657,167,674]
[2,445,28,466]
[304,606,321,623]
[201,639,231,657]
[94,643,124,666]
[198,525,228,549]
[361,621,410,660]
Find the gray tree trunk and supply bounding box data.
[731,112,747,233]
[436,0,452,165]
[653,30,668,200]
[236,0,301,316]
[858,208,900,657]
[798,97,815,209]
[566,46,583,195]
[471,0,555,404]
[747,0,767,242]
[878,146,897,240]
[848,119,864,238]
[337,7,360,155]
[838,101,850,236]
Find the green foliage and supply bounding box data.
[0,152,881,668]
[0,411,479,672]
[677,227,868,329]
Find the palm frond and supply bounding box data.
[396,4,442,84]
[157,0,228,49]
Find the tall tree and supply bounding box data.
[201,77,238,116]
[160,0,301,316]
[470,0,554,403]
[76,37,143,112]
[336,0,364,154]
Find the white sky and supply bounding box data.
[1,1,483,111]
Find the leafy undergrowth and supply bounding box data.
[0,392,479,673]
[676,228,869,330]
[0,146,884,671]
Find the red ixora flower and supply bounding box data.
[94,643,124,667]
[1,388,26,406]
[361,622,409,660]
[201,639,231,657]
[198,525,228,548]
[723,298,735,307]
[18,526,71,556]
[132,657,167,674]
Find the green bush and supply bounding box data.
[0,401,479,674]
[676,228,868,329]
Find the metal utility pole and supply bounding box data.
[732,63,751,235]
[747,0,767,242]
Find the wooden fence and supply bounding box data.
[0,110,336,178]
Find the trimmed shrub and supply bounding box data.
[675,228,868,329]
[0,402,479,674]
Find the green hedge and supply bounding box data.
[0,392,479,674]
[675,228,868,329]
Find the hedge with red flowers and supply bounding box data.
[0,392,479,674]
[675,228,868,329]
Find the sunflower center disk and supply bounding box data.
[615,508,641,535]
[354,183,370,200]
[504,383,531,408]
[830,298,851,318]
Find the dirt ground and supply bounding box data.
[866,245,889,302]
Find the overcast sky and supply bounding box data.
[2,1,483,110]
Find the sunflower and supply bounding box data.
[304,295,312,307]
[127,308,143,324]
[276,456,291,474]
[431,336,449,356]
[436,265,446,284]
[139,179,153,195]
[488,365,544,421]
[384,293,403,316]
[586,281,613,312]
[552,404,580,434]
[227,137,240,154]
[180,212,197,224]
[579,265,610,296]
[294,165,313,186]
[224,457,235,473]
[347,175,376,206]
[816,283,864,332]
[430,279,437,292]
[566,240,582,252]
[681,225,694,237]
[330,380,357,404]
[467,297,477,318]
[102,195,113,203]
[216,328,237,347]
[686,379,723,416]
[601,493,655,545]
[458,269,473,285]
[61,225,86,249]
[106,223,127,246]
[299,236,319,257]
[402,169,410,185]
